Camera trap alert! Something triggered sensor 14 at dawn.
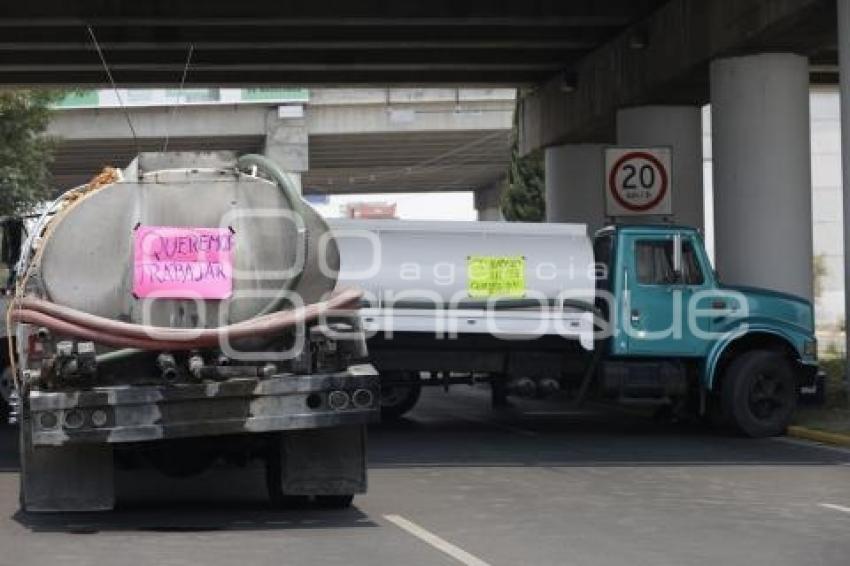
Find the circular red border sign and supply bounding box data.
[608,151,669,212]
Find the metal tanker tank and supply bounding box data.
[33,152,338,328]
[329,219,596,309]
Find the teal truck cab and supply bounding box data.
[332,220,820,438]
[595,224,819,437]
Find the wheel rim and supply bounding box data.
[747,372,791,422]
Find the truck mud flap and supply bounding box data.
[20,427,115,512]
[276,425,367,496]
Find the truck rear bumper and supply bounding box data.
[27,364,379,446]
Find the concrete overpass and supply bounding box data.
[47,88,514,218]
[4,0,850,343]
[1,1,668,86]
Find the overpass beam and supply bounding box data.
[544,144,607,235]
[264,109,308,194]
[475,183,504,221]
[616,106,704,232]
[710,53,813,301]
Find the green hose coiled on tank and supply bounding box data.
[237,154,305,218]
[236,153,314,316]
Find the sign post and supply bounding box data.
[604,147,673,218]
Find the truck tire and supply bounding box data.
[721,350,797,438]
[380,371,422,420]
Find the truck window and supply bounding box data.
[635,240,704,286]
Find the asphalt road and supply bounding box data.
[0,386,848,566]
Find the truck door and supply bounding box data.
[622,233,707,356]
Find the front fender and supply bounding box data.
[703,319,813,390]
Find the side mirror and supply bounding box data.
[672,232,683,280]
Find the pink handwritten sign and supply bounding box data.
[133,226,234,299]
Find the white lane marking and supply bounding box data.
[820,503,850,515]
[384,514,492,566]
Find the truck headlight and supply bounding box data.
[803,339,817,358]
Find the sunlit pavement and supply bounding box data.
[0,386,848,566]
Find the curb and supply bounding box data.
[787,426,850,447]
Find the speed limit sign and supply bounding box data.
[604,147,672,217]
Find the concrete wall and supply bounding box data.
[710,54,813,303]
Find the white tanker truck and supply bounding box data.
[3,152,379,512]
[331,219,821,438]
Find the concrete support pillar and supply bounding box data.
[710,53,813,301]
[544,144,607,235]
[839,0,850,362]
[616,106,704,231]
[264,108,308,194]
[475,182,503,221]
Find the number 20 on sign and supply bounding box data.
[604,147,673,217]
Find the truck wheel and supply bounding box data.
[722,350,797,438]
[380,371,422,420]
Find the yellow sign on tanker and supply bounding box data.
[467,256,526,298]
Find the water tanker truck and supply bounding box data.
[4,152,379,512]
[330,219,821,438]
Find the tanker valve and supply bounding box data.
[55,341,97,380]
[76,342,97,377]
[188,353,205,381]
[56,341,74,358]
[156,352,179,382]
